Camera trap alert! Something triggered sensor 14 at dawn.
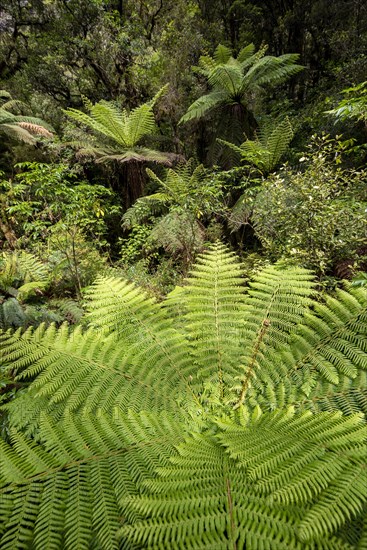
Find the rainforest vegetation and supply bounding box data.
[0,1,367,548]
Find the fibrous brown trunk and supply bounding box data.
[0,219,17,248]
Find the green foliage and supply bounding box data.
[220,116,294,174]
[1,162,116,246]
[179,43,302,164]
[252,135,367,275]
[180,44,302,125]
[44,224,108,299]
[0,243,367,548]
[0,251,49,329]
[352,272,367,288]
[64,89,175,205]
[64,88,171,164]
[0,250,85,329]
[121,161,223,266]
[0,250,48,290]
[326,81,367,126]
[123,161,221,226]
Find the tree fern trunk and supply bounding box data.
[120,161,145,208]
[0,219,17,248]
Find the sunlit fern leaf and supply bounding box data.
[213,44,233,64]
[179,243,247,400]
[0,243,367,548]
[283,370,367,416]
[120,423,358,549]
[218,409,367,542]
[127,104,157,146]
[245,53,302,87]
[237,43,256,63]
[0,410,188,550]
[207,64,244,94]
[0,251,49,291]
[179,91,227,123]
[243,284,367,415]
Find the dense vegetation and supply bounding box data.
[0,1,367,548]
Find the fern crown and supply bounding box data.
[1,243,367,548]
[180,44,303,124]
[64,86,172,165]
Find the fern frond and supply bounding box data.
[1,243,367,548]
[16,121,53,137]
[90,101,130,145]
[213,44,233,65]
[237,43,256,63]
[181,242,247,400]
[96,147,171,164]
[245,53,303,87]
[234,264,316,408]
[0,410,188,549]
[65,107,122,142]
[0,122,37,144]
[207,64,243,95]
[127,103,157,145]
[220,117,293,172]
[179,91,227,123]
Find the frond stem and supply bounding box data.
[234,283,281,409]
[234,318,270,409]
[214,264,225,400]
[226,476,237,550]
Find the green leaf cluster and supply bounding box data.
[252,136,367,274]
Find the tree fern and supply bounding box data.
[0,242,367,548]
[179,43,302,165]
[121,161,220,262]
[223,118,294,232]
[180,45,302,125]
[65,88,170,160]
[0,91,53,144]
[64,87,173,204]
[220,117,294,174]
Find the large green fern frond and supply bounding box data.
[213,44,233,65]
[237,43,256,64]
[1,243,367,548]
[126,104,157,146]
[120,411,364,548]
[207,64,244,96]
[179,91,227,123]
[65,88,166,151]
[0,410,188,550]
[245,53,303,88]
